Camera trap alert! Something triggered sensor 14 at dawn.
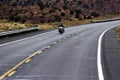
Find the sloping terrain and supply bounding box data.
[0,0,120,23]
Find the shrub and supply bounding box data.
[61,12,65,16]
[9,15,20,22]
[38,1,44,10]
[90,12,100,17]
[78,1,82,5]
[54,15,61,22]
[63,4,68,10]
[75,14,79,19]
[87,16,93,19]
[70,11,74,15]
[82,4,89,9]
[75,9,82,14]
[21,18,26,23]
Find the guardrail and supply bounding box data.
[0,27,39,37]
[91,18,120,23]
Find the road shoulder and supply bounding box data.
[0,29,54,44]
[101,27,120,80]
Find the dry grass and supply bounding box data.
[62,19,91,27]
[116,26,120,40]
[39,14,120,30]
[92,14,120,20]
[0,21,34,32]
[0,14,120,32]
[39,23,58,30]
[39,18,91,30]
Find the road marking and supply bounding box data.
[47,45,51,49]
[14,74,73,78]
[8,71,16,77]
[0,30,55,47]
[25,59,31,63]
[63,37,66,39]
[53,42,57,45]
[37,50,43,54]
[97,27,115,80]
[0,50,43,80]
[59,39,62,42]
[14,74,98,78]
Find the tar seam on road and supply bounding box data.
[97,27,116,80]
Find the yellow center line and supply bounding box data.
[37,50,43,54]
[59,39,62,41]
[0,50,43,80]
[8,71,16,77]
[53,42,57,45]
[25,59,31,63]
[47,45,51,49]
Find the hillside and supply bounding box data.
[0,0,120,24]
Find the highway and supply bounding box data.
[0,21,120,80]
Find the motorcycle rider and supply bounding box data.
[59,23,65,28]
[58,23,65,34]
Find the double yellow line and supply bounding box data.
[0,36,73,79]
[0,50,42,80]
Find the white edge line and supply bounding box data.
[97,27,115,80]
[0,30,56,47]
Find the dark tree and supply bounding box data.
[61,12,65,16]
[70,10,74,15]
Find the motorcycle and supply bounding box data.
[58,27,65,34]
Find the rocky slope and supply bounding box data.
[0,0,120,23]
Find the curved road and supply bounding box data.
[0,21,120,80]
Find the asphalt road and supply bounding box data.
[102,27,120,80]
[0,21,120,80]
[0,29,54,44]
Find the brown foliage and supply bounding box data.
[0,0,120,23]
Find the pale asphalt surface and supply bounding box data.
[0,21,120,80]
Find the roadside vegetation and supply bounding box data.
[40,14,120,30]
[116,26,120,40]
[0,20,34,32]
[0,14,120,32]
[0,0,120,32]
[91,14,120,20]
